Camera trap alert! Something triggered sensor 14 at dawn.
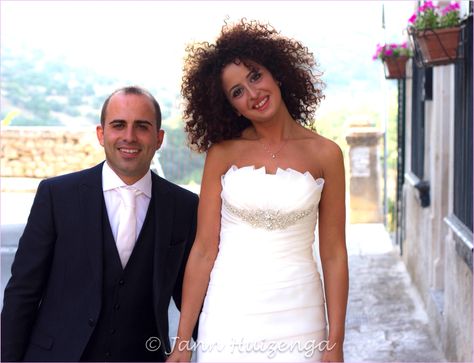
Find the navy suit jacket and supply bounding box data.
[1,163,198,361]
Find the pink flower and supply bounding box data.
[424,1,435,9]
[419,1,435,12]
[373,42,411,61]
[442,2,460,15]
[408,14,417,23]
[446,2,460,10]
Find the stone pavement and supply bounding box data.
[344,224,446,362]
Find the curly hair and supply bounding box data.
[181,19,325,152]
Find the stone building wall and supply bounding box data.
[1,127,104,178]
[402,63,472,362]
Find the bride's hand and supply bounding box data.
[166,347,192,363]
[321,342,344,362]
[166,339,193,363]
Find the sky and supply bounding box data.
[1,0,417,92]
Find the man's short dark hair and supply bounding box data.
[100,86,162,129]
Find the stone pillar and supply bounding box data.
[345,121,384,223]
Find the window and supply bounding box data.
[453,15,473,232]
[411,64,432,179]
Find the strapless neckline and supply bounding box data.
[224,164,325,185]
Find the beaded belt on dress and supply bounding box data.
[222,198,316,230]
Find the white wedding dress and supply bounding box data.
[196,165,327,362]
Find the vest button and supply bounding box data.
[119,279,125,285]
[114,304,120,310]
[105,352,111,358]
[109,328,116,334]
[88,318,95,327]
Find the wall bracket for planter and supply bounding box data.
[414,180,430,208]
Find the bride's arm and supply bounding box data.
[318,141,348,362]
[167,145,229,362]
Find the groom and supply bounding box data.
[1,86,198,361]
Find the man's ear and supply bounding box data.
[96,124,105,147]
[156,129,165,150]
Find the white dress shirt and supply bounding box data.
[102,162,152,244]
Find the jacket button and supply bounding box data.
[118,279,125,285]
[88,318,95,327]
[114,304,120,310]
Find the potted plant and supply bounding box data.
[407,1,462,66]
[373,42,412,79]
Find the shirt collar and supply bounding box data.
[102,162,152,198]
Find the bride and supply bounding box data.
[167,19,348,362]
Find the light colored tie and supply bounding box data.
[116,187,140,268]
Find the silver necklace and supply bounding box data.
[258,139,288,159]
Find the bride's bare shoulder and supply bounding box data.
[314,133,342,155]
[299,128,344,176]
[298,127,342,154]
[205,134,252,173]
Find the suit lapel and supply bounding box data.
[79,163,105,300]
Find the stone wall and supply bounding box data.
[1,127,104,178]
[402,63,472,362]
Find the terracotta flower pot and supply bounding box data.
[412,27,461,66]
[383,56,409,79]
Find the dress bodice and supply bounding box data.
[205,165,325,306]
